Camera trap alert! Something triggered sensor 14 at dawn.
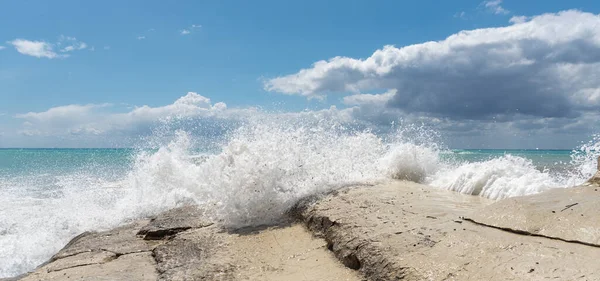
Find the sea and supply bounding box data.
[1,121,599,277]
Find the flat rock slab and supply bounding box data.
[21,220,161,281]
[137,205,213,240]
[43,250,116,273]
[297,181,600,281]
[17,203,357,281]
[467,186,600,246]
[52,220,156,260]
[21,252,157,281]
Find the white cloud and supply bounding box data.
[265,10,600,123]
[16,104,110,129]
[14,93,232,136]
[9,90,600,149]
[180,24,201,35]
[57,36,87,52]
[482,0,510,15]
[8,36,87,58]
[343,90,396,106]
[137,36,146,40]
[121,92,227,123]
[509,15,528,24]
[0,46,5,50]
[8,39,62,59]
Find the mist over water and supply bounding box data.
[0,116,598,277]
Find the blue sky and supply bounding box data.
[2,0,600,148]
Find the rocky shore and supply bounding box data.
[13,173,600,280]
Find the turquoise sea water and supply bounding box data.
[0,148,577,176]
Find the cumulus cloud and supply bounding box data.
[16,104,111,135]
[509,15,528,24]
[137,36,146,40]
[14,92,233,137]
[482,0,510,15]
[343,90,396,106]
[118,92,227,124]
[8,36,87,58]
[9,90,600,149]
[8,39,61,59]
[17,104,108,122]
[265,10,600,124]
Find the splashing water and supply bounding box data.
[0,118,598,277]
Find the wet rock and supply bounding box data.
[137,205,213,240]
[153,226,236,281]
[52,219,156,260]
[19,220,160,281]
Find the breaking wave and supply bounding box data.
[1,116,598,277]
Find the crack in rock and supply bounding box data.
[463,218,600,248]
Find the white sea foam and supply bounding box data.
[428,155,565,200]
[0,158,195,277]
[1,118,598,277]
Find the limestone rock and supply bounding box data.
[20,220,160,281]
[137,205,213,240]
[153,226,236,281]
[52,220,156,260]
[296,181,600,281]
[21,252,157,281]
[466,185,600,246]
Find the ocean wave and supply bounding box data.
[1,118,599,277]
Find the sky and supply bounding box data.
[2,0,600,149]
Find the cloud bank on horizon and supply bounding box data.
[5,10,600,148]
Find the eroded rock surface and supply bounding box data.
[16,181,600,281]
[137,205,213,240]
[295,181,600,281]
[20,220,159,281]
[20,206,215,281]
[153,226,235,281]
[466,185,600,246]
[17,205,359,281]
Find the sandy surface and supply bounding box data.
[232,224,361,281]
